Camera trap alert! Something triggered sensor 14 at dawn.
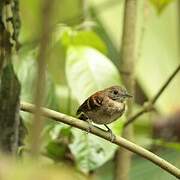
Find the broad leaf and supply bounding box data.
[46,124,73,161]
[53,25,107,53]
[69,129,117,174]
[66,46,121,104]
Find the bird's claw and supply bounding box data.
[86,125,92,134]
[107,129,116,142]
[85,119,93,134]
[104,125,116,142]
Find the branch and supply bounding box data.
[124,64,180,127]
[20,101,180,179]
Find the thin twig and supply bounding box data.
[151,64,180,104]
[20,101,180,178]
[124,64,180,127]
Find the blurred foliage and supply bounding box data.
[153,140,180,151]
[16,21,125,173]
[90,0,180,113]
[3,0,179,179]
[94,149,180,180]
[19,0,83,43]
[150,0,175,13]
[0,155,87,180]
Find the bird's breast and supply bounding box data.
[86,99,125,124]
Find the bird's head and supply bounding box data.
[105,86,132,103]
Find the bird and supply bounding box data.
[76,86,132,140]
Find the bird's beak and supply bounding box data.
[124,92,133,98]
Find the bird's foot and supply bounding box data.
[79,113,93,134]
[85,119,93,134]
[107,129,116,142]
[104,125,116,142]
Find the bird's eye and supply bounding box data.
[113,90,118,95]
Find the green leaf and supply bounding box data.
[69,129,117,174]
[52,25,73,47]
[46,141,67,160]
[46,124,73,161]
[150,0,174,14]
[14,49,59,123]
[70,31,107,54]
[53,25,107,53]
[66,46,121,104]
[16,49,58,108]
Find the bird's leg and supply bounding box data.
[86,119,94,133]
[104,124,115,142]
[79,112,93,133]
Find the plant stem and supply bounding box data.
[116,0,137,180]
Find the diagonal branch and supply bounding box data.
[124,64,180,127]
[20,101,180,179]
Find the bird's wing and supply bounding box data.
[76,98,89,115]
[76,92,103,115]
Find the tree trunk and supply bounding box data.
[0,0,21,154]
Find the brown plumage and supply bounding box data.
[76,86,132,133]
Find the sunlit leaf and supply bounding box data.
[55,85,79,115]
[66,46,121,103]
[52,25,72,47]
[53,25,107,53]
[71,31,107,54]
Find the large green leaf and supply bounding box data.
[53,25,107,54]
[66,46,121,104]
[45,124,73,161]
[55,85,79,116]
[69,129,117,174]
[66,45,124,173]
[70,30,107,54]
